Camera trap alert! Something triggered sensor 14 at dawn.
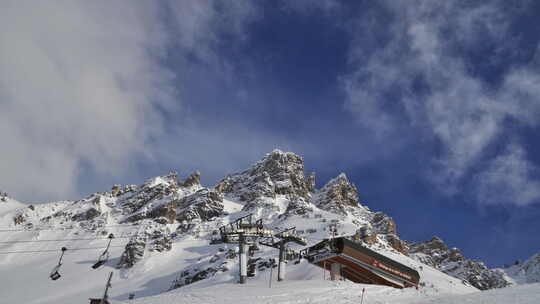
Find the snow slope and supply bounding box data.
[123,280,540,304]
[500,254,540,285]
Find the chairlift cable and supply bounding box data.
[0,244,128,255]
[0,238,211,254]
[0,222,193,233]
[0,224,142,233]
[0,236,134,244]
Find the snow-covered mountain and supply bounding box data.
[500,253,540,284]
[0,150,538,303]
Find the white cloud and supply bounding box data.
[0,1,256,202]
[342,0,540,205]
[476,144,540,206]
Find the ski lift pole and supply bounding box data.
[268,260,273,288]
[105,233,114,251]
[323,260,326,280]
[277,240,285,282]
[360,287,365,304]
[59,246,67,264]
[238,233,247,284]
[101,271,113,304]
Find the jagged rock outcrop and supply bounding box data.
[215,150,311,205]
[284,196,313,215]
[352,212,408,255]
[182,171,201,187]
[312,173,359,215]
[175,188,224,223]
[170,247,234,289]
[409,237,510,290]
[371,212,397,235]
[120,173,180,215]
[122,185,223,228]
[118,239,146,268]
[117,221,172,268]
[0,191,8,202]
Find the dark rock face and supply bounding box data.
[13,214,25,225]
[149,230,173,252]
[123,202,177,224]
[384,234,409,255]
[175,188,224,223]
[183,171,201,187]
[285,197,313,215]
[71,207,100,221]
[170,248,231,290]
[313,173,359,215]
[351,212,408,254]
[117,223,173,268]
[118,240,146,268]
[371,212,396,235]
[409,237,510,290]
[215,150,311,203]
[120,173,179,215]
[0,191,8,202]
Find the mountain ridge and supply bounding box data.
[1,149,538,303]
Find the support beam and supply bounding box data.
[277,241,286,281]
[238,234,247,284]
[330,263,341,281]
[101,271,113,304]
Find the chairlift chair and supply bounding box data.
[92,233,114,269]
[50,247,67,280]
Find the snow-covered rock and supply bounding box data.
[312,173,360,215]
[409,237,510,290]
[502,252,540,284]
[216,149,312,205]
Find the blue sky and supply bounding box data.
[1,0,540,267]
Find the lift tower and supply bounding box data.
[259,227,307,281]
[218,214,273,284]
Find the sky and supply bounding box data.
[1,0,540,267]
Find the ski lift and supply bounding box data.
[50,247,67,280]
[92,233,114,269]
[294,252,303,265]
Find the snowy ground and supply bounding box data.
[124,279,540,304]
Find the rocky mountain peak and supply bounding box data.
[144,171,179,188]
[182,171,201,187]
[312,173,359,215]
[413,236,448,252]
[215,150,311,204]
[254,149,308,195]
